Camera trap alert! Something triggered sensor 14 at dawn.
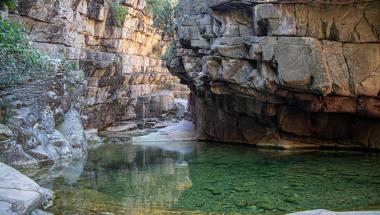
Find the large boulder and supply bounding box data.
[0,162,52,215]
[57,109,88,156]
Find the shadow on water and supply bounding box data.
[23,133,380,214]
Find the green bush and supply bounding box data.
[146,0,178,38]
[0,18,49,89]
[111,0,128,27]
[0,0,16,11]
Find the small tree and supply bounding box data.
[111,0,129,27]
[146,0,177,38]
[0,0,16,11]
[145,0,178,61]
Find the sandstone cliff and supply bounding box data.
[169,0,380,149]
[9,0,187,129]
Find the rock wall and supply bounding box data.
[169,0,380,149]
[9,0,188,129]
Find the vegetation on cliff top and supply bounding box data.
[111,0,129,27]
[0,0,16,11]
[145,0,178,61]
[146,0,178,38]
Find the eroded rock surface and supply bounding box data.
[0,62,88,166]
[169,0,380,149]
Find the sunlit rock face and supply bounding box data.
[10,0,188,129]
[169,0,380,149]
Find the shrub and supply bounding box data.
[62,60,85,82]
[0,18,50,89]
[0,0,16,11]
[111,0,128,27]
[146,0,178,38]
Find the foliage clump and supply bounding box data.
[0,18,49,89]
[145,0,177,38]
[111,0,129,27]
[145,0,178,61]
[0,0,16,11]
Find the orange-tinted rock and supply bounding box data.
[10,0,189,129]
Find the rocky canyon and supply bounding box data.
[0,0,380,214]
[1,0,188,166]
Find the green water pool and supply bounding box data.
[25,134,380,214]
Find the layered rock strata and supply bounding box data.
[169,0,380,149]
[9,0,188,129]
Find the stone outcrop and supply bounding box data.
[0,162,53,215]
[9,0,188,129]
[169,0,380,149]
[0,61,88,166]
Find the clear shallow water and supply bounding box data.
[24,133,380,214]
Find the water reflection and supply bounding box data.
[25,134,380,214]
[30,135,194,214]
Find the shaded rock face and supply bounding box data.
[169,0,380,149]
[0,68,88,166]
[10,0,189,129]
